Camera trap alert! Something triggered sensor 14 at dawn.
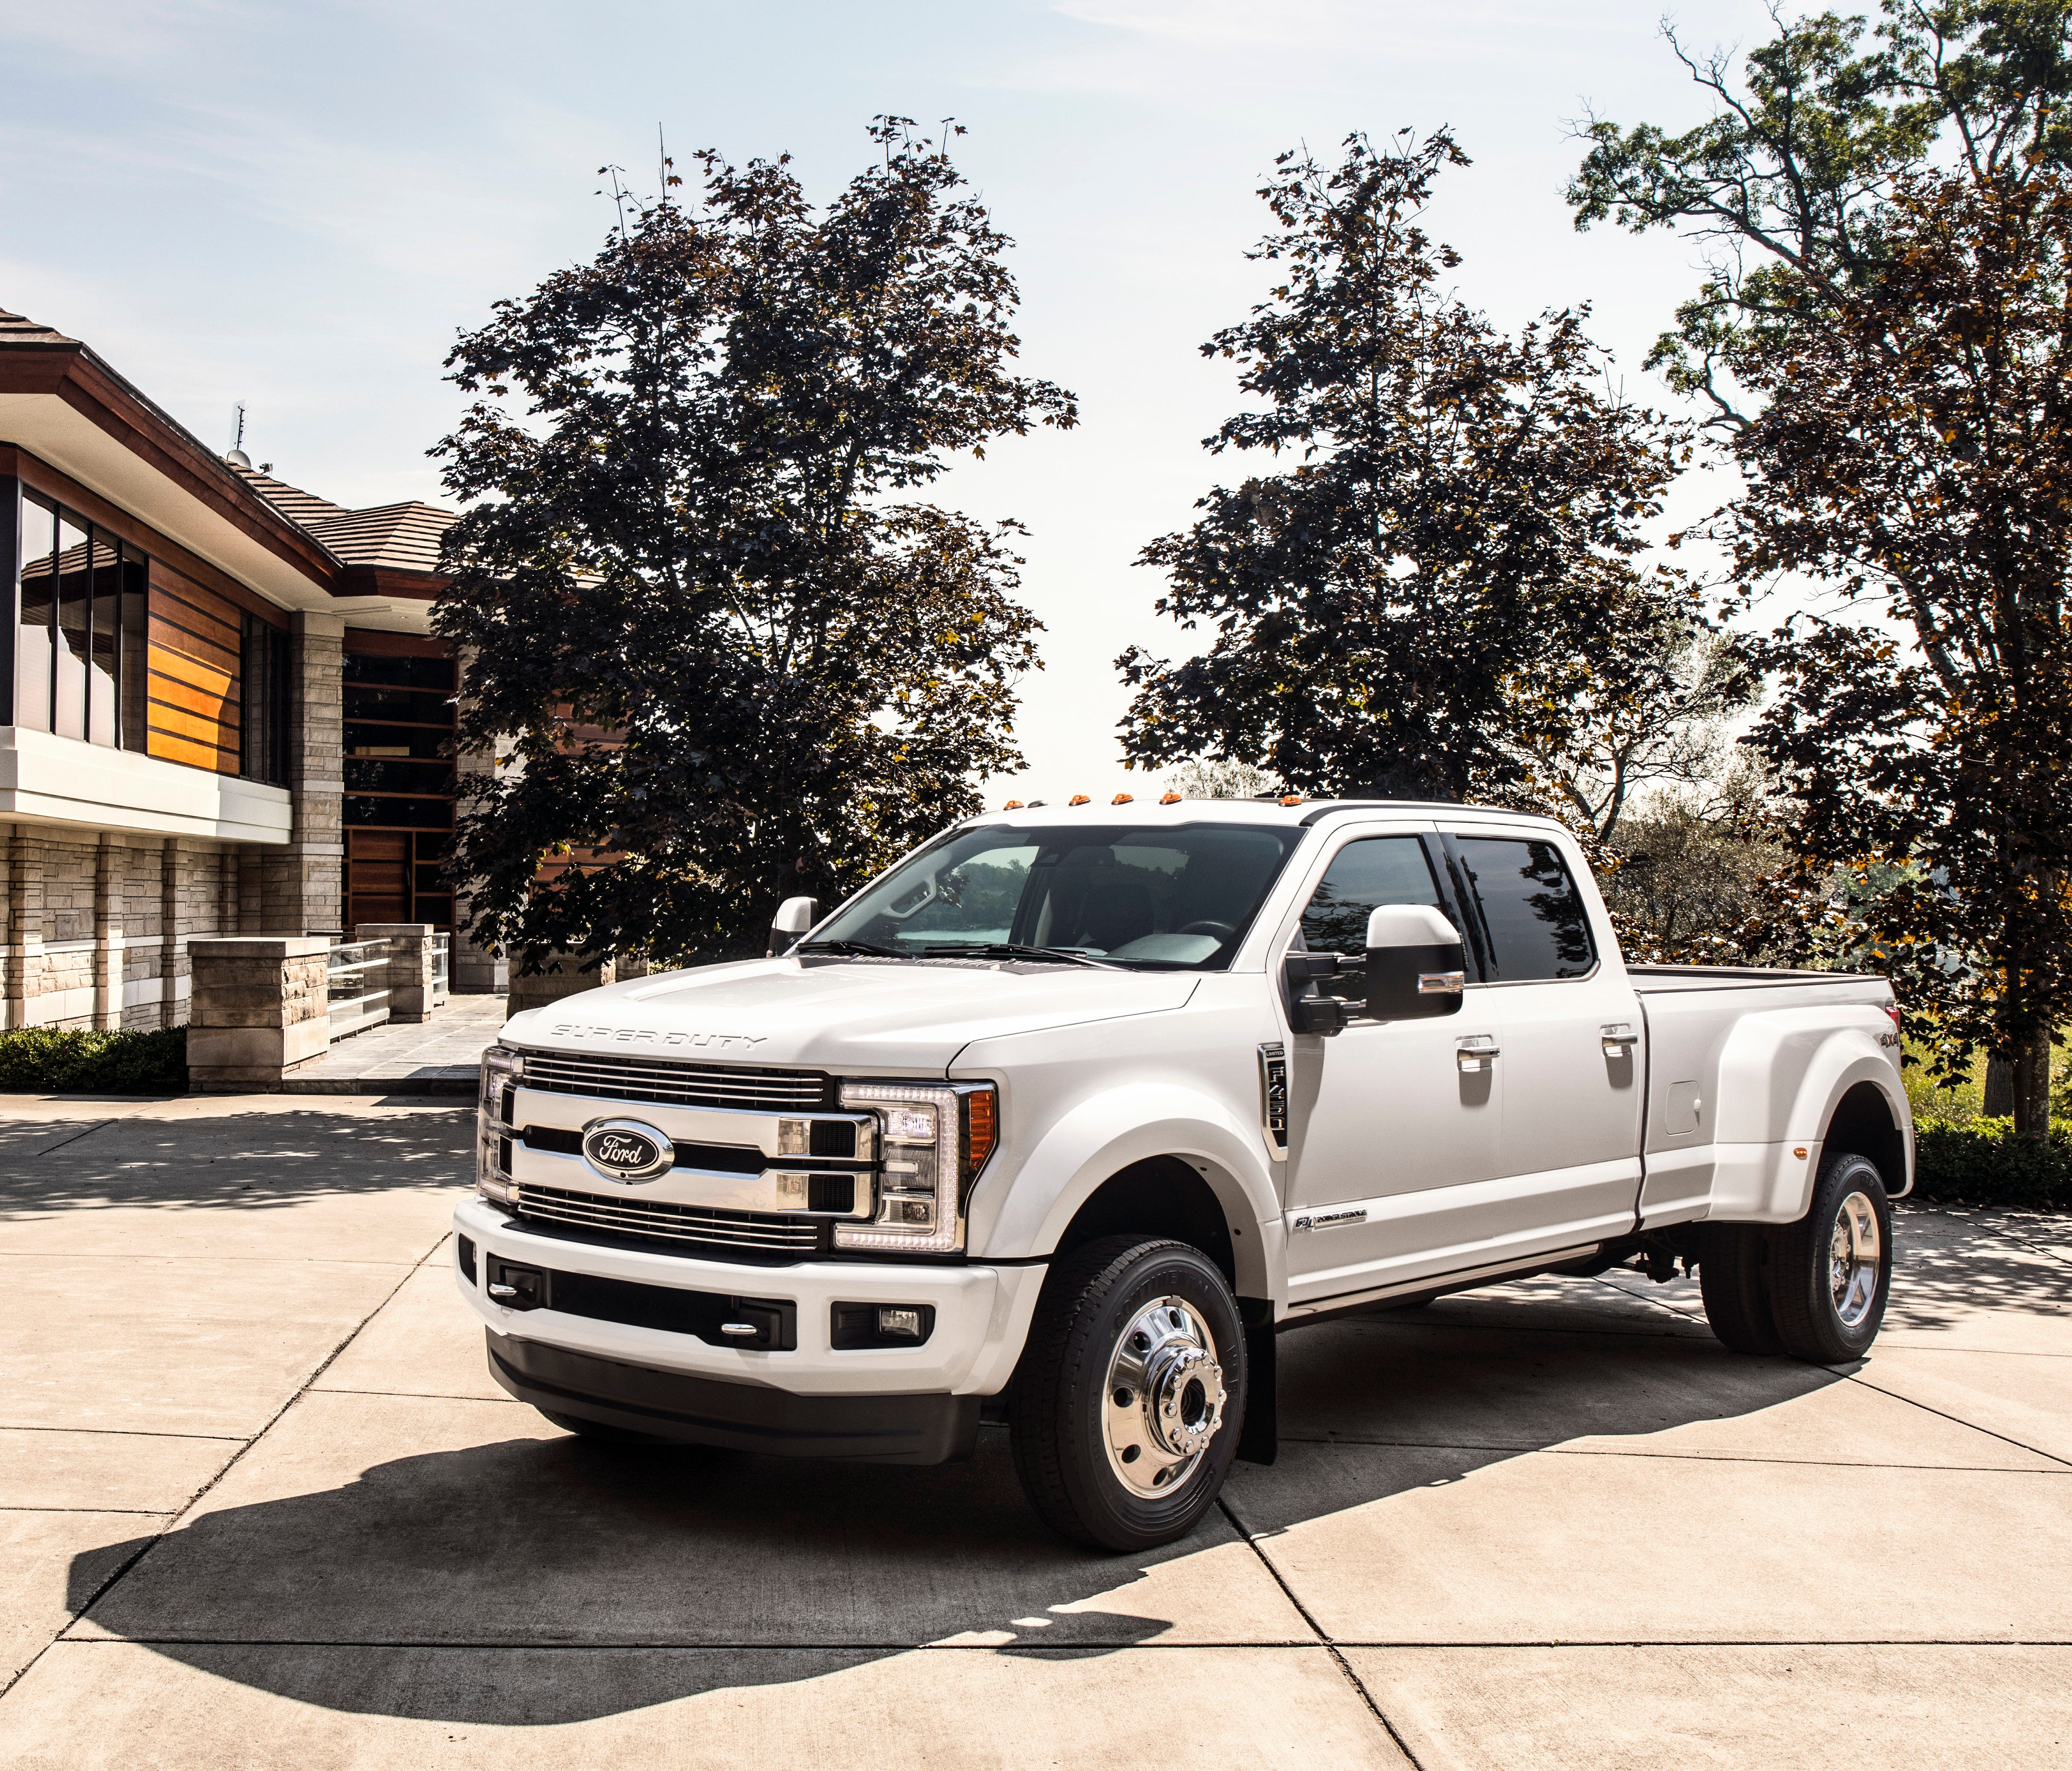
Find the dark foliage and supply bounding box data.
[1913,1115,2072,1205]
[432,120,1075,969]
[1117,130,1698,803]
[0,1026,186,1094]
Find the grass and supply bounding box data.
[0,1025,187,1094]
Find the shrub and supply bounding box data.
[1912,1114,2072,1208]
[0,1025,186,1094]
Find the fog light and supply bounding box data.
[877,1306,924,1339]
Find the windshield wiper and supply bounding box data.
[920,942,1120,970]
[795,938,907,958]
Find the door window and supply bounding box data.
[1299,837,1451,1016]
[1453,837,1595,981]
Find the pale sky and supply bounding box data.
[0,0,1776,805]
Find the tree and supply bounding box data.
[1726,168,2072,1132]
[1162,757,1283,800]
[1569,1,2072,427]
[1116,130,1699,805]
[1515,623,1757,845]
[432,121,1075,969]
[1570,7,2072,1132]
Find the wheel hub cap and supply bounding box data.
[1103,1297,1226,1497]
[1829,1189,1882,1327]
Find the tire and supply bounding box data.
[1009,1236,1246,1553]
[1766,1151,1894,1363]
[536,1407,675,1447]
[1698,1223,1785,1355]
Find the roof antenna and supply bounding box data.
[225,402,252,470]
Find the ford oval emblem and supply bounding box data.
[579,1118,675,1184]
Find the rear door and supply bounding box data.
[1444,831,1644,1253]
[1280,829,1508,1305]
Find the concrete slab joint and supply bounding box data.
[186,936,334,1091]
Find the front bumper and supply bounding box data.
[488,1334,980,1462]
[453,1197,1046,1451]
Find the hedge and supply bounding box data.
[1911,1115,2072,1209]
[0,1026,187,1094]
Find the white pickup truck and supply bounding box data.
[455,798,1912,1550]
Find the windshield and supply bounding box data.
[810,822,1305,970]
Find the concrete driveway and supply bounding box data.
[0,1093,2067,1769]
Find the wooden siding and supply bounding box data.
[146,563,247,775]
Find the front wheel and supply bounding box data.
[1009,1236,1246,1553]
[1767,1152,1894,1363]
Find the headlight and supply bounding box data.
[835,1081,998,1255]
[476,1046,524,1204]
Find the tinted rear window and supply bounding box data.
[1453,837,1595,981]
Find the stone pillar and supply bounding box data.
[506,951,615,1017]
[92,833,120,1031]
[354,922,436,1023]
[186,936,332,1090]
[159,838,182,1029]
[261,609,345,937]
[4,824,45,1030]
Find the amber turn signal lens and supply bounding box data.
[965,1087,998,1169]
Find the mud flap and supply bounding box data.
[1236,1297,1278,1465]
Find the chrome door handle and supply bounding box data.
[1600,1022,1637,1058]
[1455,1035,1499,1074]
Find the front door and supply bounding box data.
[1282,832,1507,1307]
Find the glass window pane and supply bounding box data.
[16,492,55,731]
[54,510,89,741]
[1453,836,1596,981]
[1299,836,1444,955]
[119,546,148,749]
[88,528,119,746]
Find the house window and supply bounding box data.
[239,614,292,786]
[14,490,148,749]
[343,638,456,932]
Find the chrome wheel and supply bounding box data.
[1829,1189,1883,1327]
[1103,1294,1226,1497]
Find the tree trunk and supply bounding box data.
[2011,1026,2053,1138]
[1984,1054,2015,1117]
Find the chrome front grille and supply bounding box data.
[516,1052,832,1113]
[511,1181,830,1256]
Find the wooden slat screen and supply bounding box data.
[147,564,246,774]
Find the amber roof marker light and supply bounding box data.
[1068,794,1091,806]
[1002,799,1024,809]
[1280,794,1304,806]
[1159,791,1182,804]
[1111,793,1133,805]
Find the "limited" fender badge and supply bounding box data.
[1293,1207,1368,1233]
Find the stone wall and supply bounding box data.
[0,824,251,1031]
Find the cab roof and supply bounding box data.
[961,798,1571,834]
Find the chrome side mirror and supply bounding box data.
[1365,905,1466,1019]
[768,896,819,957]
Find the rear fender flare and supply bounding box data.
[1710,1012,1912,1220]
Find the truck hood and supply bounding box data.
[499,956,1202,1075]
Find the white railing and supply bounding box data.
[327,938,391,1042]
[432,931,451,1006]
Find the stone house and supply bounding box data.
[0,308,502,1031]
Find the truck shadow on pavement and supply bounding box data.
[0,1103,473,1219]
[64,1275,1853,1725]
